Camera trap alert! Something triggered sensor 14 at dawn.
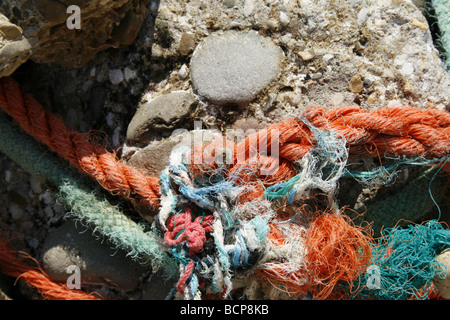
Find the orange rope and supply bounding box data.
[188,105,450,205]
[0,237,101,300]
[1,77,449,209]
[232,105,450,172]
[0,77,161,209]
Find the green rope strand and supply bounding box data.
[0,112,177,278]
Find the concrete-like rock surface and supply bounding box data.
[0,0,150,68]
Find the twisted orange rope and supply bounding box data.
[232,105,450,173]
[0,77,161,208]
[189,104,450,203]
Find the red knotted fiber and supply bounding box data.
[164,207,214,256]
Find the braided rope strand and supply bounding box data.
[0,77,161,208]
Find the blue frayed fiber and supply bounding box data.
[351,220,450,300]
[228,230,250,268]
[161,146,244,212]
[432,0,450,70]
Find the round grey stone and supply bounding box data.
[190,30,284,105]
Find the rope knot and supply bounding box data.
[164,206,214,256]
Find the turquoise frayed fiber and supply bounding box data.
[432,0,450,70]
[344,156,448,186]
[250,215,270,245]
[350,220,450,300]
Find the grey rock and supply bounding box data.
[126,91,198,144]
[41,220,149,292]
[434,248,450,299]
[223,0,236,8]
[190,30,284,105]
[109,69,124,85]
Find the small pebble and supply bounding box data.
[298,51,315,61]
[279,11,290,27]
[411,18,428,30]
[109,69,124,85]
[178,33,196,56]
[4,170,11,183]
[400,62,414,76]
[9,203,24,220]
[29,176,42,194]
[223,0,236,8]
[310,72,322,80]
[349,74,364,93]
[81,80,93,92]
[323,54,334,62]
[178,64,189,79]
[123,67,137,82]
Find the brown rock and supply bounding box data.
[126,91,198,145]
[349,74,364,93]
[0,16,23,40]
[0,13,36,78]
[298,50,314,61]
[0,0,149,68]
[178,33,196,56]
[126,139,180,177]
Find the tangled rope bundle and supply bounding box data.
[0,76,449,300]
